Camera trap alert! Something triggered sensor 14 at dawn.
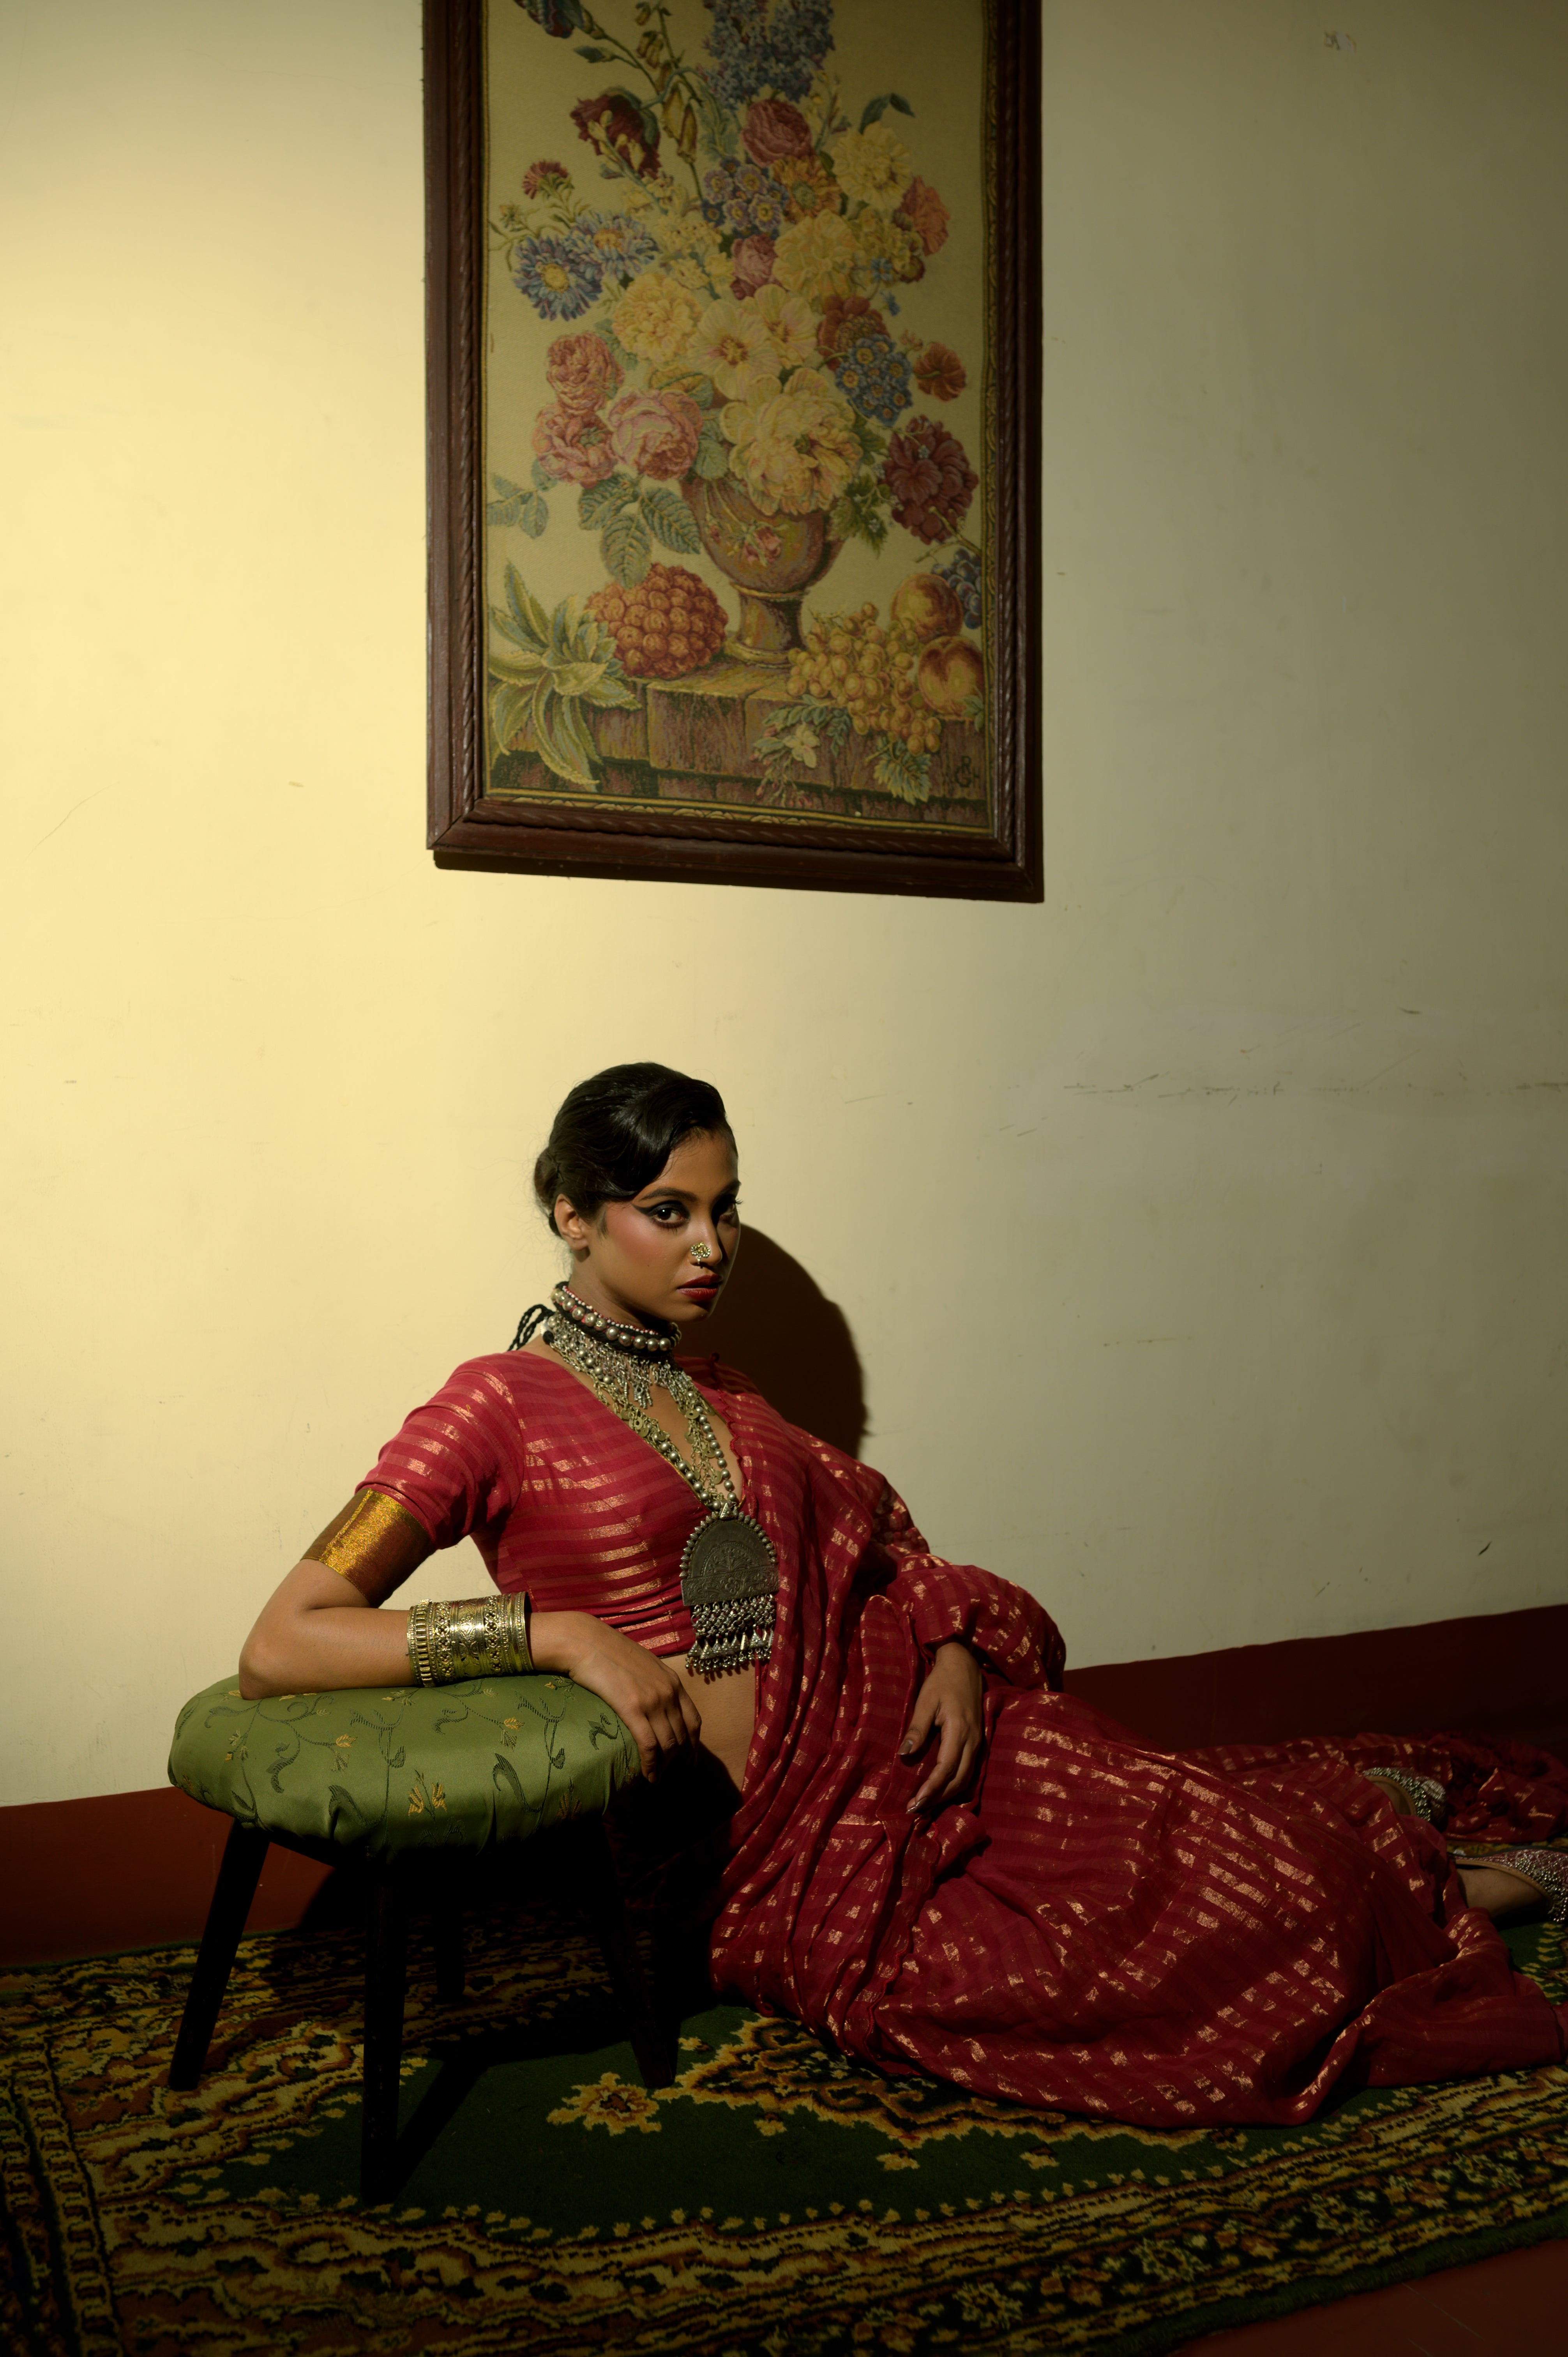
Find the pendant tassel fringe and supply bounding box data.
[688,1595,775,1680]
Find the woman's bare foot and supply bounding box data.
[1456,1863,1550,1919]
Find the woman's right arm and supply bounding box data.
[239,1558,702,1778]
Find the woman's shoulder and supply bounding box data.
[413,1349,572,1418]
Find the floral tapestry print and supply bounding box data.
[485,0,992,829]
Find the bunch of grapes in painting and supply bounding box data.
[936,544,982,631]
[754,571,982,806]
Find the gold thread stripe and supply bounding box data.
[304,1488,433,1602]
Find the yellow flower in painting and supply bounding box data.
[773,153,842,221]
[750,283,817,374]
[612,270,703,366]
[772,213,857,304]
[334,1733,355,1750]
[721,368,859,517]
[664,253,726,303]
[851,208,926,293]
[650,203,725,267]
[548,2072,664,2135]
[829,123,912,212]
[687,297,775,399]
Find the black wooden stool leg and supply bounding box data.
[432,1905,465,2006]
[360,1876,408,2203]
[574,1817,677,2090]
[168,1822,270,2090]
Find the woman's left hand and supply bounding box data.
[899,1640,985,1813]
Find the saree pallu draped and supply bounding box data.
[358,1348,1568,2130]
[704,1371,1568,2128]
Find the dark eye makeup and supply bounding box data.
[638,1193,742,1224]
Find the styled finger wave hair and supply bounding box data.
[533,1063,731,1237]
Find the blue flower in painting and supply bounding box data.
[832,331,912,426]
[512,232,602,321]
[936,545,982,629]
[706,0,834,108]
[702,158,789,238]
[574,210,660,285]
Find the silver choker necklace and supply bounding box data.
[515,1281,778,1679]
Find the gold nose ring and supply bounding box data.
[690,1241,713,1263]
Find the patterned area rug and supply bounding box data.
[4,1883,1568,2357]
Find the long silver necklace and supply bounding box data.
[535,1282,777,1679]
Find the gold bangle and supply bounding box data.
[406,1593,532,1687]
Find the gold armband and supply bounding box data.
[304,1489,434,1604]
[406,1592,533,1687]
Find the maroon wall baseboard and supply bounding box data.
[1062,1599,1568,1757]
[0,1788,331,1969]
[3,1601,1565,1968]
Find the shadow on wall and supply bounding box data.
[692,1229,866,1459]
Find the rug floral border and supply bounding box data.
[4,1910,1568,2357]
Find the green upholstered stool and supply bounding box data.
[167,1673,662,2200]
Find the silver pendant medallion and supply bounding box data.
[680,1512,778,1679]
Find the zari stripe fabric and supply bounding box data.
[348,1345,1568,2126]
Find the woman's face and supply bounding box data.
[556,1128,742,1329]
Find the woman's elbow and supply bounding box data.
[238,1626,291,1700]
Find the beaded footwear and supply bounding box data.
[1360,1767,1446,1825]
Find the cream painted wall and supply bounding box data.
[4,0,1566,1807]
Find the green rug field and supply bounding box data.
[4,1886,1567,2355]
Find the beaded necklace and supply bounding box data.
[511,1283,778,1679]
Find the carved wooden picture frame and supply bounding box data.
[425,0,1040,898]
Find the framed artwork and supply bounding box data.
[425,0,1040,898]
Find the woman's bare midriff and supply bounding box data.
[668,1653,756,1790]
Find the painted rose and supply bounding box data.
[740,99,814,166]
[816,292,883,360]
[896,175,950,256]
[606,387,705,480]
[729,232,777,299]
[545,331,622,413]
[571,89,661,180]
[612,270,704,366]
[532,403,617,486]
[881,414,977,543]
[829,122,912,212]
[912,341,966,401]
[722,368,860,516]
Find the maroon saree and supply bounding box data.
[363,1350,1568,2129]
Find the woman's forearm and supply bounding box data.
[238,1559,413,1698]
[238,1574,613,1702]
